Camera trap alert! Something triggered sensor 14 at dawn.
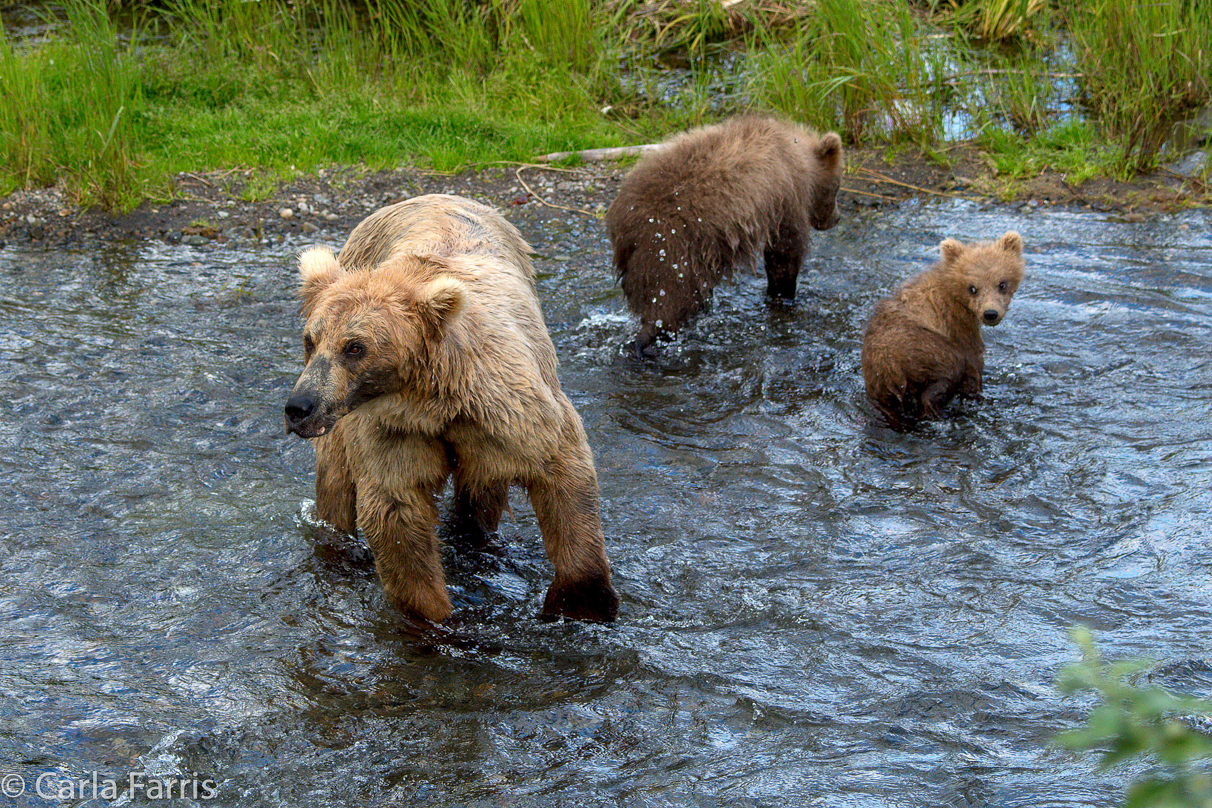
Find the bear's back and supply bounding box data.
[607,116,816,248]
[339,194,535,284]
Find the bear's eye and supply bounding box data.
[343,341,366,360]
[968,285,978,295]
[303,335,315,355]
[998,281,1008,292]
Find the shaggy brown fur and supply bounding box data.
[284,194,619,624]
[604,115,844,353]
[861,231,1025,427]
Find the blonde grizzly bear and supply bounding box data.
[861,231,1025,427]
[605,115,844,354]
[283,194,619,624]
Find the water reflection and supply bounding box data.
[1,201,1209,806]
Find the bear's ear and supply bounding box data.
[815,132,844,168]
[298,246,342,317]
[416,276,468,332]
[997,231,1024,256]
[939,238,966,265]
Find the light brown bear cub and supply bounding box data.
[861,231,1025,427]
[284,194,619,624]
[605,115,844,354]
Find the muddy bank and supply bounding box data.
[0,145,1207,247]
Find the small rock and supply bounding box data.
[279,208,293,219]
[1169,150,1208,176]
[301,222,319,234]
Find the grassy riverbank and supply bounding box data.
[0,0,1208,212]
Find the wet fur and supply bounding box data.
[285,194,619,624]
[605,115,844,352]
[861,232,1025,427]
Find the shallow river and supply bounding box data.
[1,199,1210,807]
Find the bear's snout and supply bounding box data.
[284,391,332,438]
[812,204,840,231]
[284,393,315,424]
[982,309,1002,325]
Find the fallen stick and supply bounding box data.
[514,166,599,218]
[853,166,984,204]
[534,144,665,163]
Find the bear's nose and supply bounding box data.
[983,309,1000,324]
[284,394,316,425]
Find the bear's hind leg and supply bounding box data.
[919,372,966,419]
[451,478,509,549]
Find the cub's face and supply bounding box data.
[283,247,466,439]
[940,231,1025,326]
[809,132,844,231]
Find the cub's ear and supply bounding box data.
[997,231,1024,255]
[298,246,342,317]
[815,132,844,167]
[417,276,468,331]
[940,238,966,264]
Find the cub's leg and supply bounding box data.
[915,349,973,418]
[314,420,356,534]
[957,360,984,399]
[763,219,808,301]
[919,376,963,419]
[528,418,619,622]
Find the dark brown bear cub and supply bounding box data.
[861,232,1025,427]
[605,115,844,354]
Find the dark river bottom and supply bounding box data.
[1,200,1210,807]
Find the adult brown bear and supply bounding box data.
[605,115,844,354]
[861,231,1026,427]
[284,194,619,624]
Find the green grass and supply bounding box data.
[747,0,951,143]
[1068,0,1212,170]
[978,119,1120,183]
[0,0,145,207]
[0,0,1208,210]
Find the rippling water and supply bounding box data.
[1,201,1209,807]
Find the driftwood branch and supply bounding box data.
[533,144,665,163]
[513,166,599,218]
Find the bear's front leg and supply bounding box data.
[763,220,807,301]
[528,442,619,623]
[958,360,984,399]
[357,483,453,624]
[314,420,356,534]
